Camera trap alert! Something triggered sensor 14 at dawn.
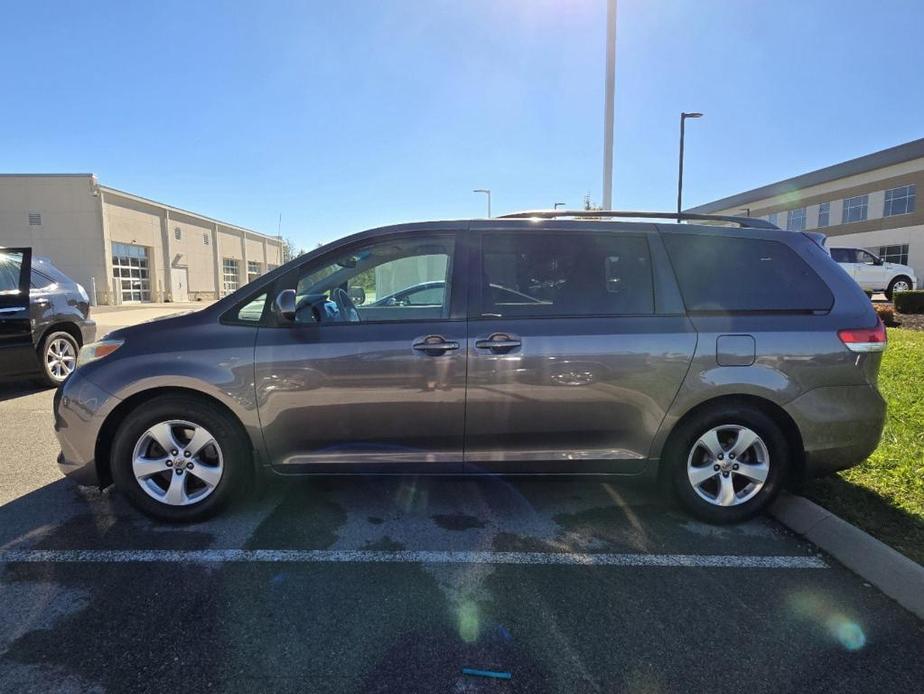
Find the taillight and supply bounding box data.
[838,317,887,353]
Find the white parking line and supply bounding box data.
[0,549,827,568]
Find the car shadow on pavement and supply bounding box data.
[803,475,924,566]
[0,380,50,403]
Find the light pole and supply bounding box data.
[554,202,566,210]
[677,112,703,222]
[602,0,617,210]
[473,189,491,218]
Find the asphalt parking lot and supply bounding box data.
[1,308,923,693]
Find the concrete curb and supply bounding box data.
[769,492,924,620]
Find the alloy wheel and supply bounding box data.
[686,424,770,507]
[131,420,224,506]
[46,337,76,381]
[893,280,911,293]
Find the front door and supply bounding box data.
[463,227,696,472]
[255,228,467,471]
[854,249,890,290]
[0,247,34,378]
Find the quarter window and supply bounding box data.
[877,244,909,265]
[786,208,806,231]
[480,233,654,317]
[293,235,454,323]
[842,195,868,223]
[884,185,915,217]
[663,234,833,313]
[817,202,830,227]
[222,258,240,294]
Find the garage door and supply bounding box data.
[112,242,151,303]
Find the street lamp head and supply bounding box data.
[682,112,703,119]
[473,188,490,194]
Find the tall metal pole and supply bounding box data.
[676,112,702,222]
[602,0,617,210]
[473,189,491,218]
[677,115,686,222]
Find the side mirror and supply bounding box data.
[348,286,366,305]
[273,289,297,321]
[874,258,884,266]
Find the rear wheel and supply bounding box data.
[110,395,249,522]
[886,276,912,301]
[38,330,79,387]
[666,404,789,524]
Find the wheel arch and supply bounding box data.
[656,394,806,486]
[36,321,84,351]
[94,386,260,489]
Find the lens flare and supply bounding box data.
[458,601,480,643]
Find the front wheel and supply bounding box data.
[666,405,789,524]
[110,395,249,522]
[886,276,913,301]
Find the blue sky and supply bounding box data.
[2,1,923,248]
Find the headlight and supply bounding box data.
[77,339,124,367]
[75,283,89,303]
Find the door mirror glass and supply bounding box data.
[274,289,297,321]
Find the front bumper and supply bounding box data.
[79,318,97,345]
[54,370,120,486]
[784,384,887,477]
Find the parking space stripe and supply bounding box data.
[0,549,827,568]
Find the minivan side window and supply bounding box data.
[293,235,454,323]
[663,234,834,313]
[480,232,654,317]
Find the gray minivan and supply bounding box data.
[51,211,887,523]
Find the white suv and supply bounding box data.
[830,247,917,299]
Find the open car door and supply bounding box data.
[0,247,34,379]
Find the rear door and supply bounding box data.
[463,224,696,472]
[0,247,35,378]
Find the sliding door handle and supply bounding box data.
[475,333,521,353]
[413,335,460,355]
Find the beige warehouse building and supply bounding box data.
[688,138,924,281]
[0,174,284,304]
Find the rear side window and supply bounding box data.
[663,234,833,313]
[481,232,654,317]
[830,248,855,263]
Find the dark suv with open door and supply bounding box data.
[52,212,887,524]
[0,248,96,387]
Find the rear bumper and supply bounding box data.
[784,384,886,477]
[78,318,97,345]
[54,371,119,487]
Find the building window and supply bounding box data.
[842,195,868,224]
[28,212,42,226]
[877,244,909,265]
[767,212,778,225]
[884,185,916,217]
[222,258,240,295]
[786,207,806,231]
[247,261,262,283]
[203,233,210,245]
[817,202,830,227]
[111,242,151,303]
[174,227,182,240]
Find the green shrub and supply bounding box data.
[894,290,924,314]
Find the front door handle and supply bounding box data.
[413,335,460,356]
[475,333,521,353]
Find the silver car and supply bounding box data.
[48,211,887,523]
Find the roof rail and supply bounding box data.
[496,209,780,230]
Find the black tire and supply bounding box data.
[885,276,913,301]
[664,404,789,524]
[110,395,249,522]
[37,330,79,388]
